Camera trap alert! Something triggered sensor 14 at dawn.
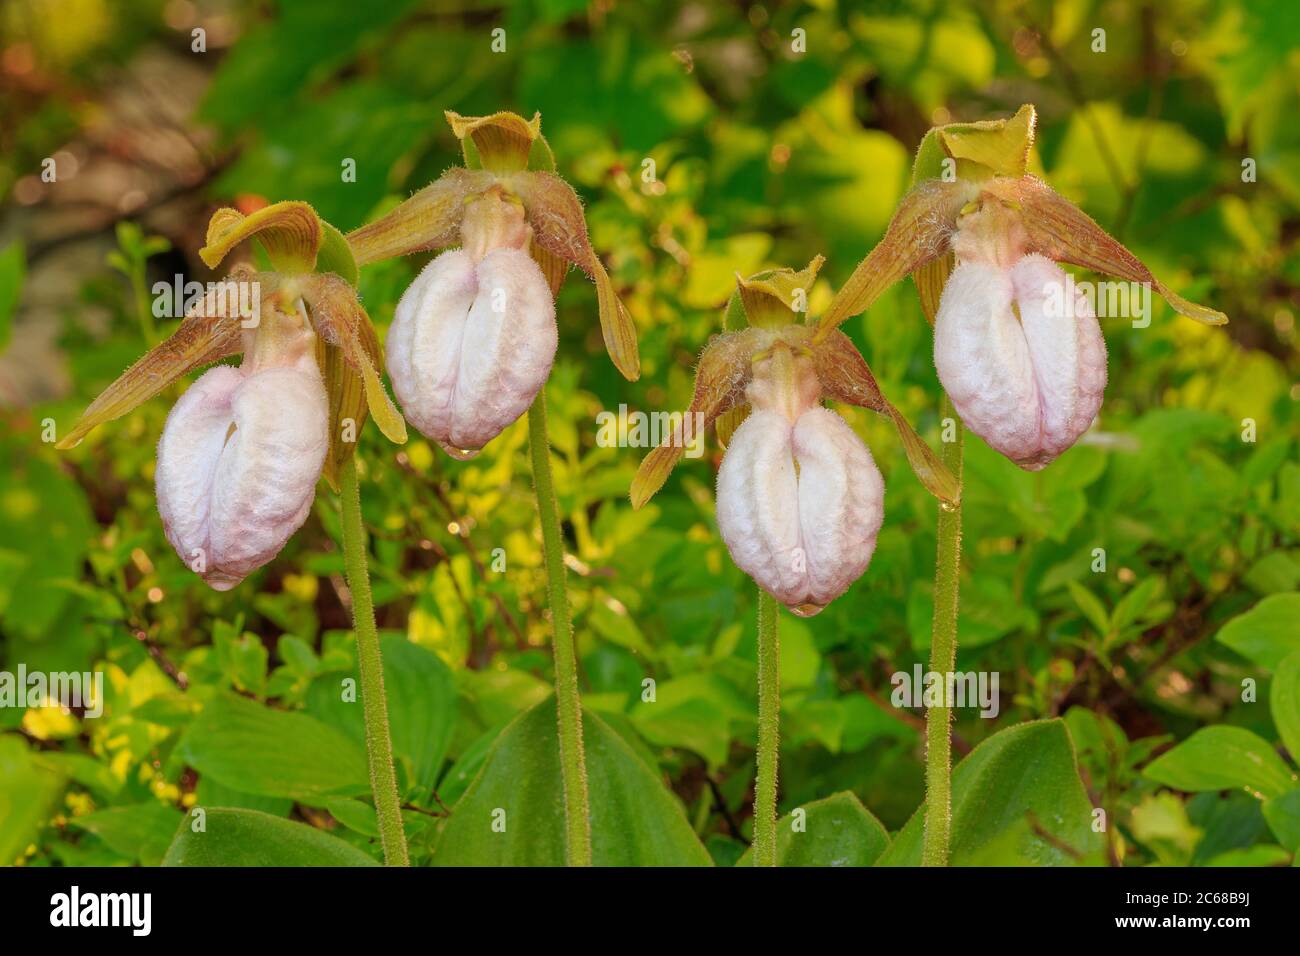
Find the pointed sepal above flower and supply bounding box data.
[446,110,544,173]
[914,103,1037,183]
[736,256,825,328]
[200,202,322,274]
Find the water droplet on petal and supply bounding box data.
[790,602,824,618]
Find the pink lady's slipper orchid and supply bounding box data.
[154,299,328,589]
[815,105,1227,470]
[933,207,1107,469]
[347,111,640,458]
[633,259,957,616]
[59,202,407,589]
[716,343,884,612]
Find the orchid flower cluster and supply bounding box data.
[634,105,1225,620]
[61,111,637,590]
[58,104,1226,869]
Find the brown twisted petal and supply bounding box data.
[345,167,497,267]
[56,270,258,449]
[509,170,640,381]
[629,328,769,509]
[981,175,1228,326]
[301,274,407,445]
[812,329,959,507]
[815,178,974,337]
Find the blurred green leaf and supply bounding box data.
[0,734,64,864]
[180,694,369,803]
[0,241,24,351]
[1270,650,1300,762]
[1144,727,1296,800]
[69,802,182,866]
[1216,594,1300,670]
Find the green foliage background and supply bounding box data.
[0,0,1297,866]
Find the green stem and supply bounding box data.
[753,588,780,867]
[131,268,157,344]
[339,456,409,867]
[922,392,964,867]
[527,389,592,867]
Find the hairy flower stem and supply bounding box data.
[527,390,592,867]
[922,393,964,867]
[753,588,781,867]
[339,457,409,867]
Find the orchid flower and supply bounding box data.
[347,110,639,459]
[58,202,406,589]
[815,104,1227,469]
[632,258,957,616]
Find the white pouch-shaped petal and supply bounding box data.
[716,406,884,614]
[934,255,1106,469]
[155,352,328,590]
[386,246,557,457]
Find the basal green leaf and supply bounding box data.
[433,695,712,866]
[163,808,378,866]
[877,719,1103,866]
[307,635,457,803]
[737,792,890,867]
